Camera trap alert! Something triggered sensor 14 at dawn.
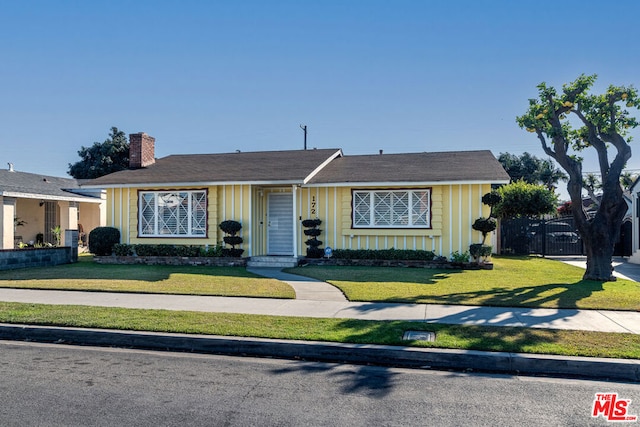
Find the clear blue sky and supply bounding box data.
[2,0,639,195]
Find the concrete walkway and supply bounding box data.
[247,267,347,301]
[548,255,640,282]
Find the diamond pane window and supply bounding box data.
[353,189,431,228]
[139,190,207,237]
[353,191,371,227]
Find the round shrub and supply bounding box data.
[88,227,120,256]
[222,248,244,257]
[223,236,244,246]
[219,220,242,235]
[303,228,322,237]
[306,247,324,258]
[305,238,323,247]
[301,218,322,228]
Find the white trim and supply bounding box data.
[458,184,462,253]
[127,188,131,244]
[303,179,510,188]
[449,185,453,256]
[110,189,115,227]
[137,190,207,238]
[231,185,235,218]
[246,185,251,257]
[0,191,103,203]
[468,184,473,245]
[119,189,123,237]
[81,179,304,189]
[352,189,431,229]
[222,185,226,221]
[333,187,337,248]
[302,149,343,184]
[292,185,298,258]
[81,178,510,190]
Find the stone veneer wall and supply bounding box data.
[0,247,76,270]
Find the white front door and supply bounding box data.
[267,193,293,255]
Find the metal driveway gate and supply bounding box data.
[500,216,584,256]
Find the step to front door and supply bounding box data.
[247,256,299,268]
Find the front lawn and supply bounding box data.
[0,257,295,299]
[287,256,640,311]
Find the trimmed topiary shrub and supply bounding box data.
[472,217,497,244]
[301,219,322,228]
[302,218,323,258]
[469,244,492,263]
[88,226,120,256]
[219,220,244,257]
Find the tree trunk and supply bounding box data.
[575,180,627,281]
[581,221,616,281]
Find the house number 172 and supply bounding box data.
[311,196,317,216]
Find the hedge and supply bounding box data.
[331,249,437,261]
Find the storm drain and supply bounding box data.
[402,331,436,342]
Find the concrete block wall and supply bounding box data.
[0,247,75,270]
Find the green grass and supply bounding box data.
[287,256,640,311]
[1,301,639,359]
[0,257,295,299]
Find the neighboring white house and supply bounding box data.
[0,164,105,249]
[627,178,640,263]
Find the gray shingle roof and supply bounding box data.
[85,148,509,187]
[0,169,101,201]
[306,150,510,184]
[89,149,342,186]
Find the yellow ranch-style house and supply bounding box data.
[84,133,510,261]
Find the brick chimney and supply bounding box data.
[129,132,155,169]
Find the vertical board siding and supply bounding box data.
[106,182,494,257]
[306,184,490,257]
[108,185,226,246]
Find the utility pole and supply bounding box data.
[300,124,307,150]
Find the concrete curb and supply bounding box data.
[1,323,638,382]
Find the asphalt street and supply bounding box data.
[2,340,638,426]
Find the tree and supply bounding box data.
[498,152,566,191]
[517,74,638,281]
[492,180,557,219]
[68,127,129,179]
[581,171,638,210]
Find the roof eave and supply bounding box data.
[302,179,511,188]
[81,179,305,189]
[302,149,343,184]
[0,191,104,203]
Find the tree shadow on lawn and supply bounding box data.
[0,263,261,283]
[394,280,605,310]
[310,318,569,370]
